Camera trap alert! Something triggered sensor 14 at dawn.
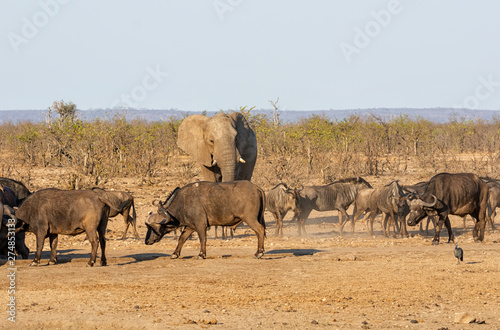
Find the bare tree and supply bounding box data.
[269,97,280,126]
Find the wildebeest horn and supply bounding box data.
[152,199,159,206]
[415,194,437,207]
[239,157,246,164]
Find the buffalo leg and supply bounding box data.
[197,227,208,259]
[48,234,58,265]
[31,232,46,266]
[473,219,486,243]
[433,215,454,245]
[98,225,107,266]
[245,218,266,258]
[444,216,455,243]
[86,230,99,267]
[172,227,195,259]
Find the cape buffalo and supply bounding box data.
[294,177,372,236]
[91,187,139,240]
[145,181,266,259]
[0,177,31,204]
[15,189,114,266]
[0,186,18,207]
[0,205,29,259]
[406,173,489,244]
[266,183,299,237]
[402,181,436,235]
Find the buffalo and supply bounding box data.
[91,187,139,239]
[0,205,30,259]
[145,181,266,259]
[406,173,489,244]
[0,177,31,204]
[145,211,179,239]
[265,183,299,237]
[15,189,115,266]
[402,181,436,235]
[294,177,372,236]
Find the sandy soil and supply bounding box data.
[1,172,500,329]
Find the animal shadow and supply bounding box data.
[117,253,171,265]
[265,249,323,257]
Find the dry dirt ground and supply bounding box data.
[1,171,500,329]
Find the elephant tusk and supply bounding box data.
[211,159,217,167]
[239,157,246,164]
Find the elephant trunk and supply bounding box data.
[217,146,237,182]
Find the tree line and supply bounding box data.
[0,105,499,189]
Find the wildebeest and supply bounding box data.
[266,183,299,237]
[0,205,30,259]
[347,188,374,233]
[486,183,499,232]
[0,177,31,204]
[145,181,266,259]
[91,187,139,239]
[406,173,489,244]
[367,181,409,237]
[294,177,372,236]
[15,188,115,266]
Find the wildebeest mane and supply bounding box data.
[329,177,372,189]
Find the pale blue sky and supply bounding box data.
[1,0,499,111]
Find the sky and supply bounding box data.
[1,0,499,112]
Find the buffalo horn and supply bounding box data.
[415,194,437,207]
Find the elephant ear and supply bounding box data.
[177,115,212,167]
[229,112,257,159]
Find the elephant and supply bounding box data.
[177,112,257,183]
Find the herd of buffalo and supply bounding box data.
[0,172,499,267]
[0,114,498,266]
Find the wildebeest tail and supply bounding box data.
[130,200,137,224]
